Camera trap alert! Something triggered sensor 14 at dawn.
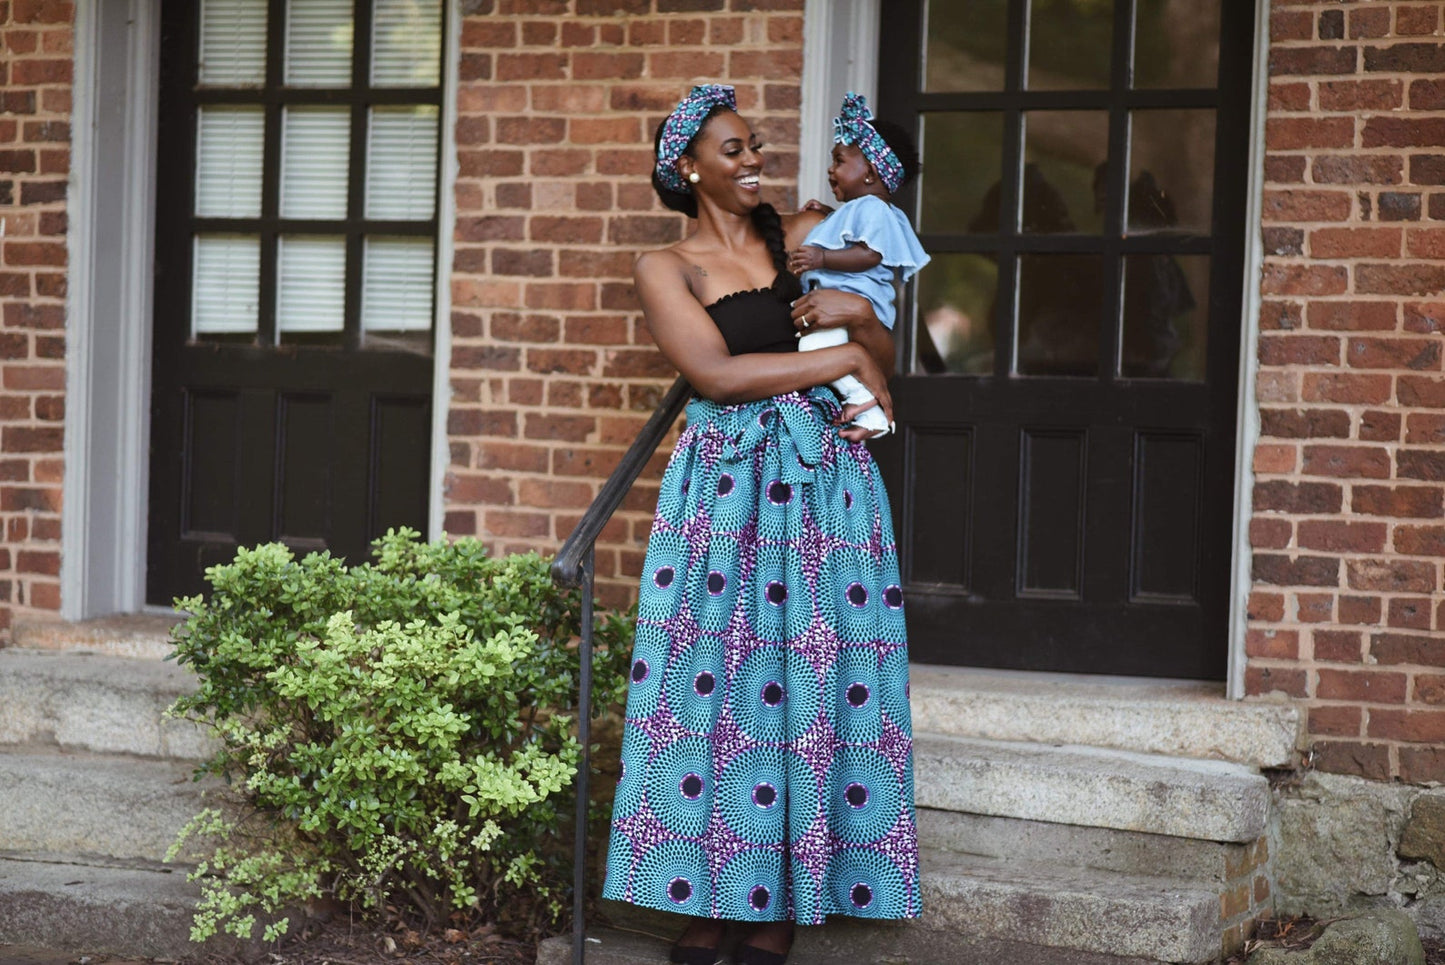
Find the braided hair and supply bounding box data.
[651,111,802,303]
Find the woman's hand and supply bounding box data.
[786,245,826,277]
[789,288,868,336]
[801,198,836,215]
[835,342,893,429]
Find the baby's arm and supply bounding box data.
[786,241,883,277]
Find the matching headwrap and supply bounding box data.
[655,84,737,195]
[833,92,905,195]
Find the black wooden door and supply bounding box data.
[147,0,442,604]
[873,0,1254,679]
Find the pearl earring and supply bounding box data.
[688,172,701,184]
[864,176,873,184]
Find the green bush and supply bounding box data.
[165,529,633,943]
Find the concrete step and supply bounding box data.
[0,748,215,862]
[917,807,1246,884]
[0,649,213,760]
[910,663,1301,768]
[8,614,182,661]
[551,850,1220,964]
[914,733,1270,844]
[0,853,245,959]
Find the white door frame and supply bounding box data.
[63,0,459,617]
[801,0,1270,698]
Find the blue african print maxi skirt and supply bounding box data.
[602,387,921,925]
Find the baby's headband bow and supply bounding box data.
[832,92,905,195]
[655,84,737,195]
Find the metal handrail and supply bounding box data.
[550,373,692,965]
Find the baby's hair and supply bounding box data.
[868,119,921,194]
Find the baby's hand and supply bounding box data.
[802,198,836,215]
[787,245,826,276]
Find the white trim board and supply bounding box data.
[429,0,460,541]
[62,0,160,619]
[800,0,880,206]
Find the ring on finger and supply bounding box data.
[801,315,809,328]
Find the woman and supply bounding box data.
[602,85,920,965]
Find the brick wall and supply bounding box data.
[1249,1,1445,783]
[443,0,805,606]
[0,0,72,629]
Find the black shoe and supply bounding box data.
[733,944,788,965]
[669,942,722,965]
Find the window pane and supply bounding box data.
[199,0,267,86]
[192,235,260,335]
[1129,109,1216,235]
[280,107,352,219]
[1022,111,1109,234]
[1029,0,1113,91]
[363,237,435,331]
[1135,0,1220,89]
[195,107,264,218]
[919,112,1005,235]
[914,254,998,375]
[1122,254,1208,380]
[923,0,1008,92]
[277,236,346,332]
[366,106,439,220]
[285,0,354,87]
[372,0,442,87]
[1017,254,1104,377]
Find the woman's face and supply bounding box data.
[827,142,875,202]
[682,110,765,210]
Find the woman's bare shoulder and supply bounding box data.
[634,244,692,279]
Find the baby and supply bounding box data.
[788,92,929,438]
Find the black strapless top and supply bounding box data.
[705,285,798,356]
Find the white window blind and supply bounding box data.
[371,0,442,87]
[362,237,434,331]
[284,0,354,87]
[195,107,264,218]
[276,236,347,332]
[280,107,352,219]
[365,106,438,220]
[192,235,261,334]
[199,0,267,86]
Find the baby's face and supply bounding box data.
[827,143,875,202]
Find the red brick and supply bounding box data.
[483,509,551,539]
[1245,665,1308,699]
[1356,263,1445,296]
[1269,46,1357,76]
[529,149,591,176]
[1301,373,1392,405]
[1398,450,1445,481]
[1362,116,1445,149]
[1266,155,1308,184]
[1309,705,1362,737]
[1400,748,1445,785]
[517,478,593,510]
[530,216,604,244]
[1406,413,1445,445]
[1352,484,1443,518]
[1397,5,1442,36]
[572,52,645,80]
[495,52,567,81]
[1348,558,1437,593]
[1305,301,1397,331]
[1258,334,1341,365]
[1364,43,1445,74]
[1315,628,1364,661]
[1415,674,1445,704]
[1301,444,1390,479]
[451,345,521,372]
[1266,117,1354,151]
[1317,79,1403,112]
[1312,741,1390,780]
[1407,228,1445,259]
[1260,408,1350,439]
[1389,597,1434,630]
[1370,709,1445,743]
[1379,191,1424,222]
[1247,591,1286,622]
[526,348,597,375]
[1319,668,1407,703]
[1247,628,1297,660]
[1253,444,1298,474]
[569,117,641,145]
[524,413,596,443]
[1297,519,1387,553]
[1358,410,1401,441]
[1406,302,1445,334]
[1250,516,1292,549]
[490,313,559,343]
[1254,479,1343,514]
[1374,631,1445,666]
[10,58,71,85]
[1351,338,1440,371]
[492,248,553,277]
[1252,554,1340,587]
[1309,227,1401,259]
[1297,593,1334,623]
[2,241,65,266]
[1413,79,1445,112]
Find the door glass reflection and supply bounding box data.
[1122,254,1209,380]
[1016,254,1103,377]
[1135,0,1221,89]
[1129,110,1216,235]
[1029,0,1113,91]
[1023,111,1109,234]
[914,254,998,376]
[924,0,1009,92]
[919,112,1006,235]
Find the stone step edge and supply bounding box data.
[8,615,183,661]
[913,732,1270,843]
[909,663,1302,769]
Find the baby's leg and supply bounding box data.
[797,328,889,434]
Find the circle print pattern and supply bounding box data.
[831,646,883,744]
[645,735,714,837]
[623,624,669,720]
[689,534,741,634]
[613,722,652,818]
[731,646,822,743]
[662,634,726,734]
[755,475,799,542]
[832,456,875,546]
[637,530,687,623]
[789,854,821,924]
[655,455,697,529]
[747,545,790,645]
[709,461,757,533]
[879,646,913,733]
[716,847,785,921]
[603,827,634,898]
[826,848,908,919]
[876,558,906,647]
[820,545,881,644]
[717,746,786,844]
[825,746,902,844]
[634,839,713,918]
[785,750,822,845]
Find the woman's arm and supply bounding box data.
[635,250,894,421]
[788,288,896,376]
